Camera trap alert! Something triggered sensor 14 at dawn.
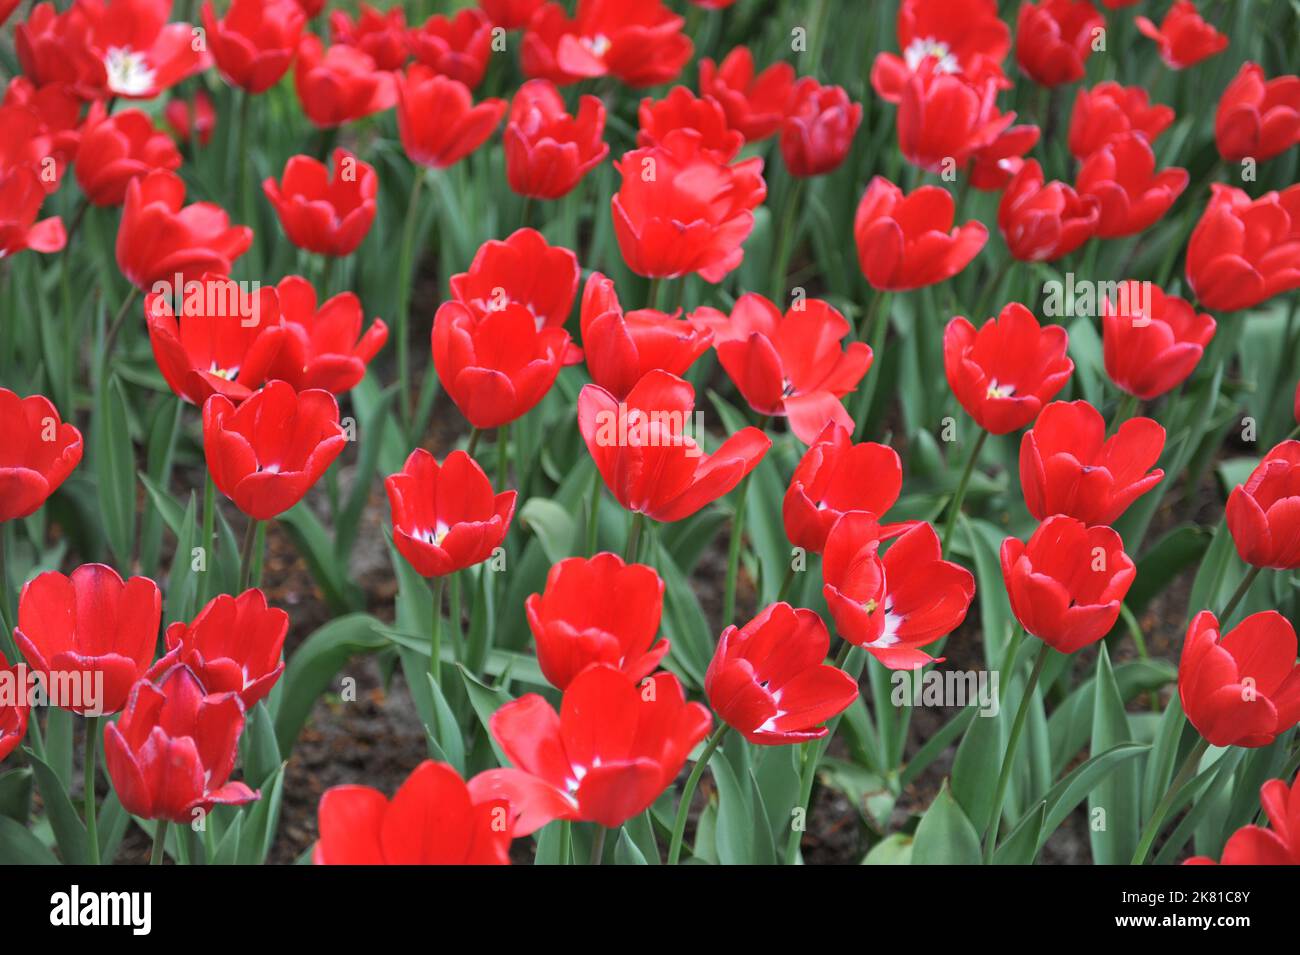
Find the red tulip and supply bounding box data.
[943,304,1074,434]
[526,552,668,691]
[1186,183,1300,312]
[853,176,987,291]
[1135,0,1228,70]
[578,370,770,523]
[999,160,1100,261]
[968,124,1041,191]
[116,170,252,290]
[1102,282,1215,400]
[1179,611,1300,748]
[74,103,181,207]
[15,563,160,716]
[3,77,84,167]
[384,449,516,578]
[1068,82,1175,159]
[268,275,388,394]
[1075,132,1188,238]
[148,589,288,710]
[145,273,284,405]
[505,78,608,200]
[637,86,743,162]
[202,380,347,520]
[706,603,857,745]
[163,90,216,147]
[580,270,712,400]
[897,66,1014,174]
[315,760,512,864]
[1020,400,1165,525]
[0,165,66,258]
[14,3,103,97]
[1015,0,1104,87]
[0,652,30,763]
[470,665,711,832]
[1187,774,1300,865]
[331,3,409,72]
[202,0,306,93]
[1000,515,1135,654]
[698,46,795,142]
[869,0,1011,105]
[479,0,544,30]
[408,8,492,87]
[396,65,505,168]
[1216,62,1300,163]
[1226,441,1300,570]
[450,228,579,334]
[81,0,209,100]
[294,34,397,128]
[103,662,257,823]
[295,0,324,16]
[780,77,862,178]
[521,0,692,89]
[695,294,872,444]
[263,148,378,257]
[0,388,83,523]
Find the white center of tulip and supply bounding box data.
[584,33,612,58]
[986,380,1016,399]
[904,38,959,74]
[104,47,156,97]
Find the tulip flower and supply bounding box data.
[0,165,66,258]
[103,663,257,823]
[148,589,289,710]
[116,170,253,290]
[1179,611,1300,748]
[479,0,544,30]
[14,3,104,97]
[384,449,516,578]
[611,130,766,283]
[1102,282,1215,400]
[470,665,711,832]
[698,46,795,142]
[164,91,216,147]
[526,552,668,690]
[1075,132,1188,238]
[637,86,743,162]
[0,388,83,523]
[853,176,988,291]
[1015,0,1104,87]
[15,563,161,716]
[1000,515,1135,654]
[408,8,493,87]
[294,35,397,128]
[0,652,31,763]
[1225,441,1300,569]
[1020,401,1166,525]
[1186,183,1300,312]
[81,0,209,100]
[521,0,692,89]
[331,3,409,72]
[202,380,348,520]
[706,603,858,745]
[3,78,83,167]
[504,79,609,200]
[396,65,505,169]
[968,124,1041,191]
[267,275,389,394]
[578,370,770,523]
[1136,0,1228,70]
[999,160,1100,261]
[295,0,324,15]
[1215,62,1300,163]
[695,293,873,443]
[202,0,306,94]
[1068,82,1175,159]
[315,761,512,864]
[869,0,1011,104]
[450,228,579,332]
[823,515,975,669]
[263,148,379,257]
[1187,774,1300,865]
[943,304,1074,434]
[897,67,1015,174]
[74,104,181,207]
[780,78,862,178]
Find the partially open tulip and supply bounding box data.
[1015,0,1104,87]
[999,160,1100,261]
[74,104,181,207]
[0,652,29,763]
[780,78,862,178]
[15,564,161,716]
[202,380,347,520]
[853,176,988,291]
[450,228,579,331]
[268,275,388,394]
[944,304,1074,434]
[396,65,505,168]
[1020,400,1165,525]
[202,0,306,93]
[1186,183,1300,312]
[294,34,397,128]
[1000,515,1135,654]
[0,388,83,522]
[698,46,795,142]
[968,124,1041,191]
[263,148,379,257]
[331,3,408,72]
[1215,62,1300,163]
[315,761,512,864]
[408,8,492,86]
[1075,132,1188,238]
[1102,282,1215,400]
[1226,441,1300,569]
[869,0,1011,105]
[164,91,216,147]
[505,79,608,200]
[526,553,668,691]
[1136,0,1228,70]
[578,370,770,523]
[706,603,857,745]
[521,0,692,88]
[385,449,516,578]
[14,2,104,96]
[1179,611,1300,748]
[0,165,66,258]
[897,67,1014,174]
[1068,82,1175,159]
[1187,774,1300,865]
[638,86,743,162]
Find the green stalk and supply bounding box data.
[589,826,607,866]
[429,575,446,684]
[1109,393,1140,435]
[557,820,572,865]
[1131,737,1211,865]
[200,473,216,607]
[0,524,16,662]
[982,640,1050,863]
[466,427,483,459]
[585,468,602,556]
[1219,565,1262,627]
[102,286,141,363]
[84,716,100,865]
[151,821,169,866]
[395,169,428,435]
[237,519,260,592]
[770,176,807,303]
[775,563,798,605]
[496,425,510,489]
[721,472,753,626]
[940,429,989,556]
[851,291,891,440]
[624,512,646,564]
[666,723,730,864]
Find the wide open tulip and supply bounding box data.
[408,8,491,86]
[263,148,378,257]
[331,3,408,72]
[148,589,288,710]
[505,79,608,200]
[103,662,257,823]
[202,380,347,520]
[637,86,743,162]
[471,666,711,832]
[315,760,511,865]
[1015,0,1104,87]
[0,652,30,763]
[780,78,862,178]
[116,170,253,291]
[944,304,1073,434]
[385,448,516,578]
[1226,441,1300,569]
[268,275,388,394]
[1179,611,1300,748]
[294,35,397,128]
[1068,81,1175,159]
[81,0,209,99]
[578,370,770,523]
[1136,0,1228,69]
[1075,132,1188,238]
[146,273,284,405]
[450,228,579,332]
[396,65,504,168]
[869,0,1011,105]
[706,603,857,745]
[853,176,987,291]
[999,160,1100,261]
[0,388,83,523]
[526,552,668,691]
[0,165,66,258]
[1000,515,1135,654]
[75,104,180,207]
[1186,183,1300,312]
[611,129,766,283]
[1102,282,1215,400]
[521,0,692,89]
[1187,774,1300,865]
[1020,400,1165,525]
[1216,62,1300,163]
[15,564,160,716]
[202,0,305,93]
[479,0,544,30]
[698,46,795,143]
[898,66,1014,174]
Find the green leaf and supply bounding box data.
[0,815,58,864]
[615,827,649,865]
[992,800,1046,865]
[862,832,912,864]
[710,747,756,865]
[278,502,364,613]
[240,702,282,789]
[335,383,398,558]
[951,699,1005,835]
[457,665,513,766]
[1031,743,1149,853]
[92,375,136,563]
[1088,645,1141,864]
[518,497,576,564]
[236,763,285,864]
[426,673,466,775]
[911,781,981,865]
[0,767,33,823]
[24,748,88,864]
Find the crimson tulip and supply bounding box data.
[164,91,216,147]
[1015,0,1104,87]
[263,148,379,257]
[1075,132,1188,238]
[521,0,692,89]
[1136,0,1228,69]
[968,124,1041,191]
[202,0,306,93]
[0,165,66,258]
[1186,183,1300,312]
[1068,82,1175,159]
[1226,441,1300,570]
[0,652,29,763]
[999,160,1100,261]
[853,176,988,291]
[79,0,209,100]
[637,86,743,162]
[897,66,1014,174]
[1187,774,1300,865]
[450,228,579,332]
[331,3,409,72]
[504,79,608,200]
[396,65,505,169]
[0,388,83,522]
[698,46,795,142]
[74,104,181,207]
[479,0,544,30]
[14,3,103,97]
[408,8,492,87]
[869,0,1011,105]
[294,34,397,128]
[3,77,83,166]
[1215,62,1300,163]
[268,275,389,394]
[1102,282,1215,400]
[780,78,862,178]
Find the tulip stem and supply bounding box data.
[589,826,607,866]
[238,519,261,592]
[429,575,446,684]
[1110,393,1140,435]
[585,467,602,556]
[519,196,533,231]
[775,563,798,605]
[396,169,428,435]
[84,716,100,865]
[1218,565,1263,627]
[0,524,16,661]
[496,425,510,489]
[624,512,646,564]
[721,473,753,626]
[1131,737,1211,865]
[982,640,1050,863]
[940,428,989,556]
[150,821,168,866]
[200,473,216,608]
[646,277,663,311]
[557,820,572,864]
[666,723,730,864]
[102,286,140,364]
[851,291,891,441]
[466,427,483,459]
[770,176,807,303]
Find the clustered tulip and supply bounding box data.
[0,388,83,523]
[504,79,608,200]
[1068,82,1175,159]
[263,148,379,257]
[270,276,389,394]
[408,8,492,86]
[853,176,988,291]
[1186,183,1300,312]
[1188,774,1300,865]
[1136,0,1228,70]
[1225,441,1300,570]
[699,46,795,142]
[74,104,181,206]
[1101,282,1216,400]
